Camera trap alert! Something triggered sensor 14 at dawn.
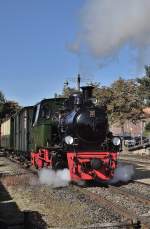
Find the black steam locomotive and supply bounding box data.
[1,86,121,182]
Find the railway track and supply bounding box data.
[134,180,150,187]
[48,221,141,229]
[109,185,150,206]
[119,158,150,166]
[74,186,137,219]
[72,183,150,229]
[1,156,150,228]
[118,156,150,186]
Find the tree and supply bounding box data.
[0,100,21,121]
[108,78,142,134]
[0,91,6,121]
[137,65,150,106]
[62,86,77,98]
[3,101,21,117]
[94,85,113,107]
[0,91,5,103]
[86,79,142,132]
[0,91,6,113]
[145,65,150,78]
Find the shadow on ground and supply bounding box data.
[0,180,48,228]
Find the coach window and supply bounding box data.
[33,104,41,126]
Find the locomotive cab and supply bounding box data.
[31,98,66,151]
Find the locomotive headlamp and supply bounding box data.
[112,137,121,146]
[65,136,74,145]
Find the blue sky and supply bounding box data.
[0,0,145,106]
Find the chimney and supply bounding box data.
[77,74,81,91]
[81,86,94,102]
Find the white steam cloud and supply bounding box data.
[71,0,150,67]
[38,168,71,188]
[110,165,135,184]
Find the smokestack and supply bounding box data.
[77,74,81,91]
[81,86,94,102]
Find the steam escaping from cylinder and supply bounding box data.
[38,168,71,188]
[109,164,135,184]
[70,0,150,69]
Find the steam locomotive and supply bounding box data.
[0,86,121,182]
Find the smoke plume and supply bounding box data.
[110,165,135,184]
[71,0,150,67]
[38,168,71,188]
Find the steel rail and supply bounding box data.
[118,158,150,165]
[72,186,138,221]
[72,186,150,229]
[48,220,141,228]
[133,180,150,187]
[109,186,150,206]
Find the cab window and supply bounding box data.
[39,102,52,120]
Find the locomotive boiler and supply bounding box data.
[1,86,122,182]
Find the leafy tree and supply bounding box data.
[62,86,78,98]
[108,78,142,134]
[86,79,142,134]
[0,91,6,113]
[145,65,150,78]
[0,91,6,121]
[2,101,21,118]
[137,65,150,106]
[0,91,5,103]
[0,100,21,121]
[94,85,113,107]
